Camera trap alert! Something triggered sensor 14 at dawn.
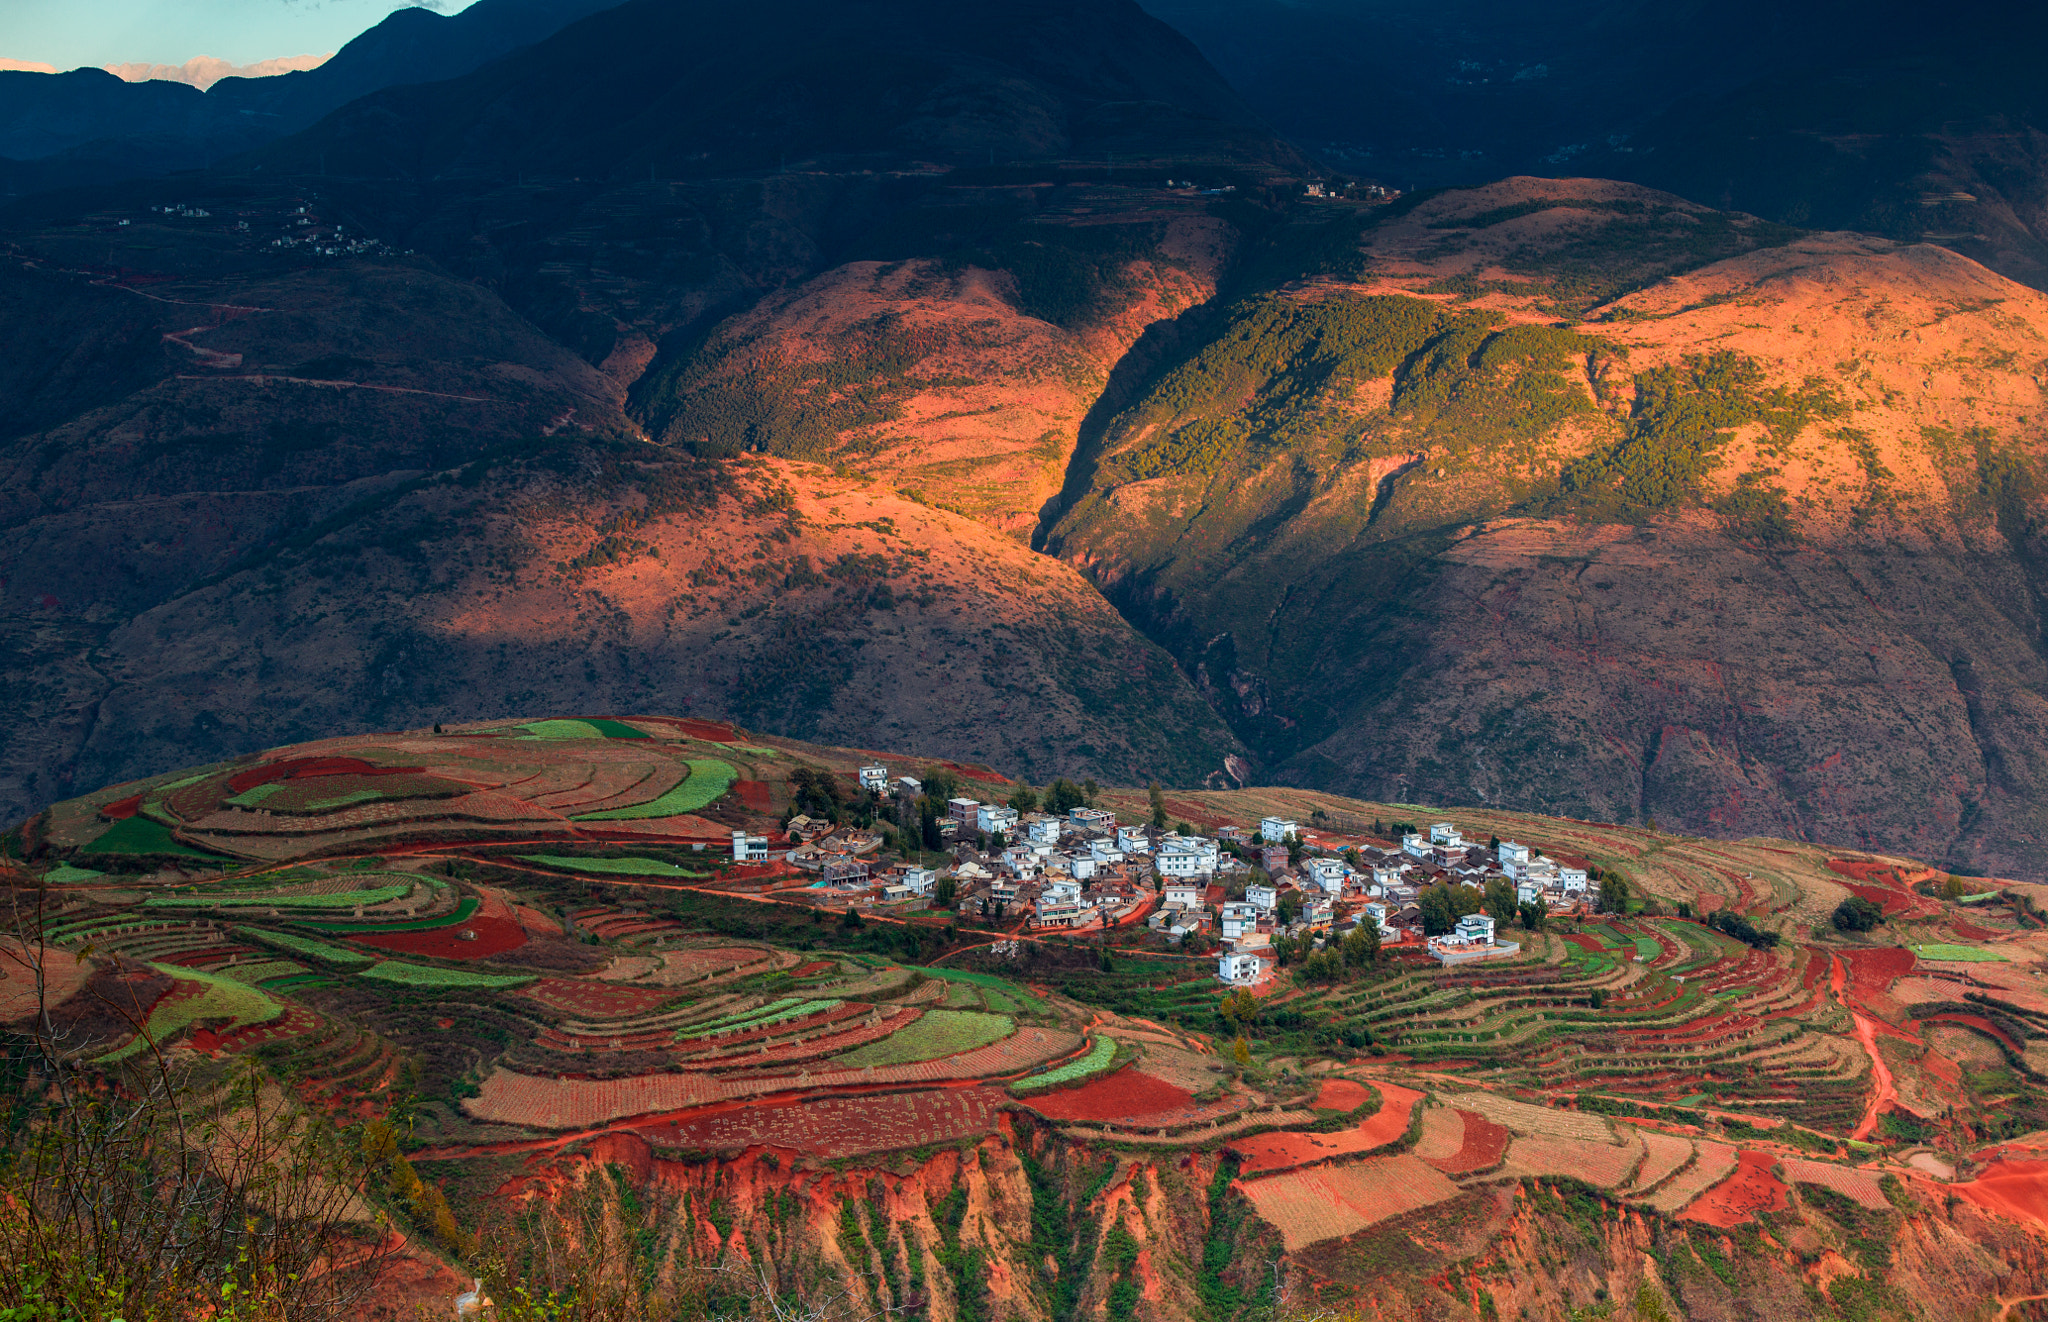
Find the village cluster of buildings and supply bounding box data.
[735,765,1597,987]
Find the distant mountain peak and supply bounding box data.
[105,54,332,91]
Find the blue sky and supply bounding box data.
[7,0,480,71]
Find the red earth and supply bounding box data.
[1421,1109,1511,1176]
[1684,1149,1790,1227]
[99,793,143,819]
[1022,1068,1198,1123]
[520,977,678,1018]
[1953,1159,2048,1231]
[671,719,739,743]
[1918,1012,2024,1054]
[1838,947,1916,1004]
[641,1087,1005,1158]
[1230,1082,1421,1176]
[1313,1078,1374,1111]
[352,917,529,960]
[732,780,774,810]
[226,756,424,793]
[1951,918,2004,941]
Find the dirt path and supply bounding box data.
[1848,1009,1900,1141]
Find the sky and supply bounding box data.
[5,0,481,71]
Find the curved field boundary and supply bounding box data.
[1625,1129,1696,1194]
[148,882,411,911]
[1644,1140,1738,1214]
[302,897,480,933]
[1781,1158,1890,1210]
[100,965,283,1064]
[831,1010,1014,1068]
[465,1026,1082,1129]
[1418,1108,1512,1176]
[1450,1090,1615,1142]
[1012,1037,1119,1093]
[642,1086,1003,1159]
[519,855,707,878]
[573,760,736,820]
[1501,1133,1643,1189]
[1237,1153,1462,1251]
[1230,1083,1421,1176]
[235,927,377,968]
[358,961,536,990]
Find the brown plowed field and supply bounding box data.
[1421,1109,1511,1176]
[519,978,680,1019]
[1781,1158,1889,1210]
[1237,1153,1462,1250]
[1504,1134,1642,1188]
[1231,1082,1419,1175]
[643,1087,1002,1157]
[1683,1149,1789,1227]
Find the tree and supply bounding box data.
[1418,882,1486,936]
[1083,778,1099,805]
[1277,891,1302,925]
[1517,900,1546,931]
[789,765,843,820]
[1483,877,1517,926]
[1045,777,1086,815]
[1832,896,1884,932]
[1232,1037,1251,1069]
[1285,833,1303,865]
[934,875,958,909]
[1598,872,1632,915]
[921,767,959,803]
[1343,921,1382,968]
[1176,820,1194,836]
[1941,875,1968,901]
[919,798,943,851]
[989,830,1007,851]
[1148,782,1167,830]
[1008,784,1039,813]
[1303,950,1343,982]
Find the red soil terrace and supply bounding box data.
[1684,1149,1790,1228]
[226,756,424,793]
[1230,1082,1420,1175]
[1022,1068,1197,1124]
[1421,1110,1511,1176]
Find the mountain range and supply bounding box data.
[3,0,2048,882]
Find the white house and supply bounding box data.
[1259,816,1299,844]
[897,866,938,896]
[1244,883,1277,912]
[1559,866,1589,892]
[978,804,1020,836]
[1497,840,1532,867]
[858,764,889,791]
[1402,833,1430,859]
[1069,807,1117,830]
[1302,857,1350,891]
[1428,911,1517,965]
[1068,855,1100,881]
[1023,814,1061,845]
[1516,877,1543,904]
[1043,878,1082,904]
[1302,898,1334,931]
[1116,825,1152,854]
[1089,840,1127,864]
[1452,912,1495,944]
[1428,822,1464,848]
[1156,837,1216,878]
[1163,881,1204,909]
[1219,901,1261,939]
[1033,898,1094,930]
[1363,901,1392,933]
[731,830,769,862]
[894,775,923,797]
[1218,951,1266,985]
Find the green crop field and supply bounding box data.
[234,927,376,967]
[911,967,1046,1014]
[41,864,105,883]
[299,897,480,933]
[1011,1037,1117,1093]
[145,881,412,910]
[519,718,649,740]
[832,1010,1013,1067]
[518,855,708,877]
[1911,944,2008,963]
[100,966,284,1063]
[573,760,737,820]
[81,816,226,860]
[220,960,308,985]
[358,961,537,989]
[678,999,842,1041]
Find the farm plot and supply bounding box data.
[348,893,528,959]
[520,978,682,1019]
[1643,1141,1739,1214]
[910,967,1047,1014]
[151,881,413,911]
[82,816,227,860]
[644,1088,1004,1158]
[573,760,736,820]
[1012,1038,1118,1093]
[1913,944,2007,963]
[1416,1109,1512,1176]
[1684,1150,1790,1227]
[1232,1083,1419,1176]
[1501,1134,1643,1189]
[1782,1158,1891,1211]
[358,962,536,990]
[596,947,768,984]
[1451,1091,1615,1142]
[1021,1069,1211,1125]
[1313,1078,1375,1111]
[519,855,708,878]
[234,928,374,968]
[101,966,283,1063]
[1238,1154,1462,1250]
[1625,1130,1696,1193]
[832,1010,1013,1067]
[1892,977,1971,1005]
[0,941,90,1021]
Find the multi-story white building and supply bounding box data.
[1023,814,1061,845]
[731,830,769,862]
[1402,833,1430,859]
[858,764,889,791]
[1428,822,1464,848]
[897,866,938,896]
[1259,816,1299,844]
[1218,951,1267,985]
[1561,867,1590,894]
[1219,901,1261,939]
[1116,825,1152,854]
[1301,857,1349,892]
[1163,881,1204,909]
[1069,807,1117,830]
[1156,836,1217,878]
[1497,840,1532,867]
[1244,883,1277,912]
[978,804,1020,836]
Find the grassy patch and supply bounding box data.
[99,965,283,1063]
[41,864,106,883]
[1911,944,2006,962]
[145,881,412,910]
[910,966,1047,1014]
[80,815,227,860]
[234,927,376,968]
[518,719,611,739]
[358,961,537,990]
[1011,1037,1118,1093]
[832,1009,1013,1067]
[298,896,480,933]
[573,759,737,820]
[218,960,307,985]
[518,854,708,878]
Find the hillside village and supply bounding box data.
[759,763,1612,986]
